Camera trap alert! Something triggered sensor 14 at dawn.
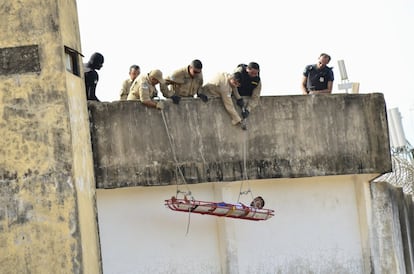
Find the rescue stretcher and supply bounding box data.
[165,196,275,221]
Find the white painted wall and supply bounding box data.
[97,175,370,274]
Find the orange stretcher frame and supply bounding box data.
[165,197,275,221]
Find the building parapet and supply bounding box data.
[88,93,392,189]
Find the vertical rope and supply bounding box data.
[237,129,254,203]
[160,110,192,197]
[160,109,194,235]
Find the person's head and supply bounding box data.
[88,52,104,70]
[230,72,242,87]
[189,59,202,77]
[129,65,140,81]
[318,53,331,68]
[148,69,165,85]
[250,196,265,209]
[246,62,260,77]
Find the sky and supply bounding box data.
[76,0,414,144]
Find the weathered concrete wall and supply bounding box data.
[95,171,414,274]
[0,1,101,273]
[88,93,392,188]
[1,0,404,273]
[370,181,414,273]
[96,175,372,274]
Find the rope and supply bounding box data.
[160,110,192,198]
[185,207,192,236]
[237,127,254,203]
[160,109,193,235]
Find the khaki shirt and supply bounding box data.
[120,78,133,100]
[127,74,157,102]
[202,72,241,125]
[164,66,203,97]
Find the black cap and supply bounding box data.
[247,62,260,70]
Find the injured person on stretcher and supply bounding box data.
[217,196,265,209]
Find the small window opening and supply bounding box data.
[64,46,81,76]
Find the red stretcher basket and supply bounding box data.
[165,197,275,221]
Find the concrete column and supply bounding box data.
[213,183,241,274]
[370,181,407,273]
[0,1,101,273]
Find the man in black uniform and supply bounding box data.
[302,53,334,95]
[233,62,261,119]
[84,52,104,101]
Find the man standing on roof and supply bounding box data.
[119,64,140,100]
[233,62,261,120]
[84,52,104,101]
[302,53,334,95]
[163,59,207,104]
[127,69,165,110]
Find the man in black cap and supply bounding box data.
[233,62,261,119]
[84,52,104,101]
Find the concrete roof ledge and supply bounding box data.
[88,93,392,188]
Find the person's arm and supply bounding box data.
[85,71,97,97]
[309,81,333,94]
[168,69,186,85]
[301,76,309,94]
[164,69,186,97]
[193,77,204,97]
[139,86,163,109]
[219,87,242,125]
[246,81,261,112]
[233,86,242,100]
[159,82,173,98]
[141,99,163,109]
[127,80,139,100]
[120,80,128,99]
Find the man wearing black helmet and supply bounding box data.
[233,62,261,119]
[84,52,104,101]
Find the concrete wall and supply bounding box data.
[89,93,414,274]
[2,0,410,273]
[88,93,391,188]
[370,181,414,273]
[96,175,374,274]
[0,1,101,273]
[95,166,414,274]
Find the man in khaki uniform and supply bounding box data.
[127,69,165,109]
[119,65,140,100]
[163,59,207,104]
[200,72,246,130]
